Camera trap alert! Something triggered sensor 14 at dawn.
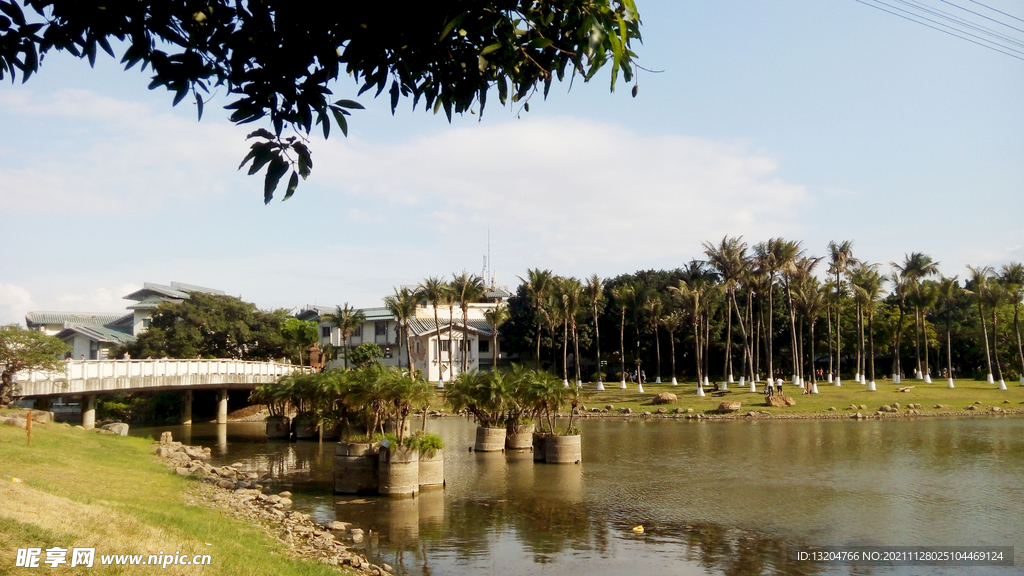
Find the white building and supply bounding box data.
[296,287,513,381]
[25,281,223,359]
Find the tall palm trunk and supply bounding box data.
[826,306,834,378]
[619,306,626,382]
[669,327,677,381]
[461,306,470,374]
[592,303,602,382]
[809,316,817,385]
[835,269,842,379]
[922,314,931,378]
[894,306,906,379]
[1013,303,1024,377]
[945,313,953,381]
[991,307,1004,382]
[535,319,543,370]
[562,317,569,381]
[654,325,662,381]
[914,307,922,377]
[573,321,581,384]
[724,291,734,380]
[868,308,877,382]
[785,278,799,378]
[766,276,775,380]
[432,306,444,382]
[978,300,993,378]
[447,304,456,378]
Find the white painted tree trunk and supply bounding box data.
[947,378,955,388]
[998,379,1007,390]
[596,381,606,391]
[696,385,705,397]
[924,374,932,383]
[671,377,678,386]
[987,374,995,384]
[576,380,582,388]
[720,381,728,391]
[835,376,842,386]
[620,379,627,389]
[637,383,644,393]
[703,376,710,387]
[811,383,819,394]
[854,372,860,383]
[437,377,445,389]
[867,380,876,391]
[563,379,570,387]
[655,377,662,383]
[728,374,734,383]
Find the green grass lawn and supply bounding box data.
[0,421,350,575]
[431,378,1024,417]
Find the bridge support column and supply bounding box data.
[82,395,96,430]
[217,389,228,424]
[182,391,193,426]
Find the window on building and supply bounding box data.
[352,326,362,337]
[383,347,393,359]
[375,322,388,336]
[439,339,450,352]
[479,339,490,353]
[142,318,152,329]
[321,326,331,338]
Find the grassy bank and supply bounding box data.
[429,378,1024,417]
[0,421,350,575]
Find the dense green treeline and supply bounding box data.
[500,239,1024,386]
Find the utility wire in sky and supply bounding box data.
[855,0,1024,61]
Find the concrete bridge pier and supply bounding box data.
[182,391,193,425]
[217,389,229,424]
[82,395,96,430]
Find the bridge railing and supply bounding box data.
[16,358,313,396]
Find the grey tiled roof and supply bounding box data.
[56,324,136,345]
[25,312,124,326]
[407,318,493,337]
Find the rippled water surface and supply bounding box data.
[135,417,1024,575]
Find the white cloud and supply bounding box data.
[0,89,246,216]
[54,283,141,314]
[317,117,810,273]
[0,284,36,325]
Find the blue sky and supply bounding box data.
[1,0,1022,323]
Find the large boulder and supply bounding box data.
[766,396,796,408]
[718,401,741,413]
[102,423,129,436]
[652,393,678,405]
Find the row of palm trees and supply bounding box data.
[507,238,1024,391]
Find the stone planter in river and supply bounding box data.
[474,427,506,452]
[505,423,535,451]
[293,414,319,439]
[334,442,379,494]
[417,448,445,489]
[544,434,582,464]
[532,432,548,462]
[265,415,290,439]
[378,445,420,497]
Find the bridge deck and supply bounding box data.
[16,358,310,397]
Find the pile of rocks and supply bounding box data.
[154,432,390,576]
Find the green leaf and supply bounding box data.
[334,99,364,109]
[439,12,466,41]
[283,171,299,201]
[530,37,554,49]
[195,91,204,120]
[246,129,276,141]
[331,107,349,137]
[631,84,638,98]
[263,157,289,204]
[480,43,501,56]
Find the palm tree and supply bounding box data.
[483,303,510,371]
[967,265,995,385]
[704,235,753,386]
[645,294,664,383]
[670,278,709,391]
[888,268,911,383]
[999,263,1024,384]
[418,276,450,384]
[793,275,824,392]
[519,268,554,370]
[611,283,634,387]
[584,275,605,387]
[322,303,366,369]
[893,252,940,379]
[451,271,485,374]
[754,238,798,383]
[982,279,1008,388]
[936,276,961,388]
[852,264,885,389]
[561,277,584,386]
[787,254,820,384]
[383,286,419,376]
[661,310,683,385]
[827,240,856,384]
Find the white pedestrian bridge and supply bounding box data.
[16,358,310,429]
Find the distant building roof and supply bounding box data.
[123,281,224,302]
[25,312,125,327]
[56,324,136,345]
[407,318,493,337]
[485,286,513,299]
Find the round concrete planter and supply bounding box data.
[334,442,379,494]
[293,415,319,439]
[384,419,411,438]
[265,415,290,439]
[544,434,582,464]
[532,433,548,462]
[505,423,535,450]
[418,448,444,488]
[474,427,506,452]
[379,445,420,497]
[319,422,339,441]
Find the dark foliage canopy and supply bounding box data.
[0,0,642,202]
[118,292,289,360]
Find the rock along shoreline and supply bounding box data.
[154,433,390,576]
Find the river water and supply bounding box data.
[134,417,1024,575]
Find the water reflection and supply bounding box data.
[134,417,1024,575]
